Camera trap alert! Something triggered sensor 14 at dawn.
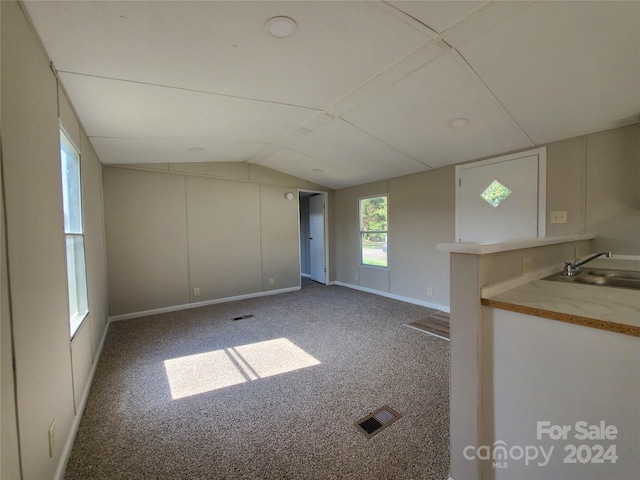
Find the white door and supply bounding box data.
[309,194,326,283]
[456,148,546,242]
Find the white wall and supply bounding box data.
[481,307,639,480]
[1,2,109,478]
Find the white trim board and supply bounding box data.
[108,286,301,322]
[334,281,450,312]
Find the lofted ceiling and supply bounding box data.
[23,1,640,189]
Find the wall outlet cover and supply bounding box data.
[550,210,567,224]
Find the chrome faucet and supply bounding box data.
[562,252,612,276]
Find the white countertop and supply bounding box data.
[482,258,640,335]
[437,234,594,254]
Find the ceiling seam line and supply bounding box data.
[451,50,536,146]
[339,118,433,169]
[55,70,323,112]
[87,135,270,146]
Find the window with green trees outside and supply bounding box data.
[359,195,388,268]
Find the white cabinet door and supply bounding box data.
[457,148,545,242]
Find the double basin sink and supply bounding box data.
[543,268,640,291]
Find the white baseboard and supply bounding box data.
[108,286,301,322]
[333,281,450,312]
[300,273,311,278]
[54,318,110,480]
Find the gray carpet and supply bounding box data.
[65,282,450,479]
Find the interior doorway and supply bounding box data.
[299,190,328,286]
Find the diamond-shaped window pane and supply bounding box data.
[481,180,512,208]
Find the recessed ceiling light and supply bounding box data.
[448,118,470,129]
[313,168,323,174]
[265,16,297,38]
[187,147,204,152]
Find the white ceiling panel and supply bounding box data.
[91,137,268,165]
[389,1,489,33]
[457,1,640,145]
[256,148,344,190]
[25,1,430,108]
[343,52,534,169]
[284,119,429,186]
[21,1,640,189]
[58,72,317,142]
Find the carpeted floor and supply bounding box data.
[65,282,450,479]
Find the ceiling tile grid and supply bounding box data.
[22,0,640,189]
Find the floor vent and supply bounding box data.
[355,405,401,439]
[232,314,255,321]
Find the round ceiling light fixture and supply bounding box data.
[448,118,470,129]
[265,16,298,38]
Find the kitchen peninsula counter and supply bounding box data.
[481,258,640,337]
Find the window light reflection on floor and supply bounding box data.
[163,338,321,400]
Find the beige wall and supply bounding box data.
[333,124,639,308]
[333,169,454,309]
[103,168,190,315]
[103,164,327,316]
[1,2,109,478]
[1,128,22,480]
[547,123,640,255]
[586,125,640,254]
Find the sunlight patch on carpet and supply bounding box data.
[164,338,320,400]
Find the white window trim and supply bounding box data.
[358,194,389,269]
[60,127,89,337]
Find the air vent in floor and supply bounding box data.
[232,314,255,321]
[355,405,401,439]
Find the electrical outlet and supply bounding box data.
[48,419,56,458]
[268,278,274,285]
[426,287,433,296]
[550,211,567,224]
[193,287,200,297]
[522,257,532,274]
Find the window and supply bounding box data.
[359,195,388,268]
[60,130,88,336]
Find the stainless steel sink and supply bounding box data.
[543,268,640,291]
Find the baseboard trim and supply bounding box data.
[334,281,450,312]
[54,318,110,480]
[108,286,301,322]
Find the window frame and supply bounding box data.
[358,194,389,269]
[60,127,89,337]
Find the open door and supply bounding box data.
[308,194,326,284]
